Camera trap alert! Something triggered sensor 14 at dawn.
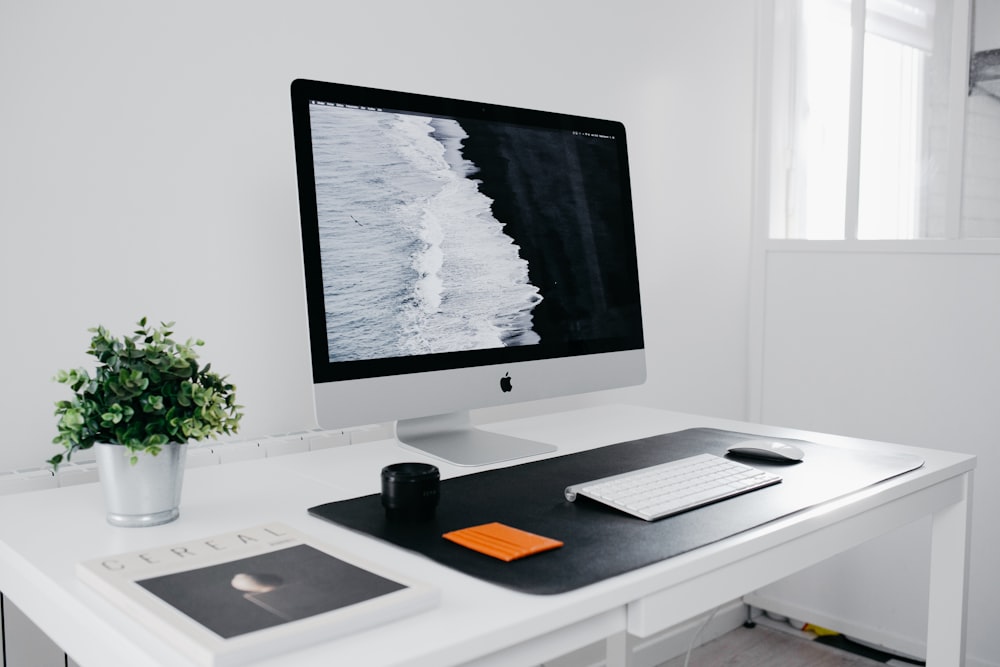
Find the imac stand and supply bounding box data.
[395,411,557,467]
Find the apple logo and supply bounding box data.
[499,372,513,393]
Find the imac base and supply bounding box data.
[395,411,557,467]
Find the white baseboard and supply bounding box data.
[744,591,998,667]
[744,590,926,662]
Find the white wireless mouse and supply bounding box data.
[726,439,805,462]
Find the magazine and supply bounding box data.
[77,523,438,666]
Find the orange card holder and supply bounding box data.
[442,522,564,562]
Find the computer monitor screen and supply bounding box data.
[291,79,645,465]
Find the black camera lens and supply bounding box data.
[381,463,440,521]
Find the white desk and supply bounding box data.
[0,405,975,666]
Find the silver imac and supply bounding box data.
[290,79,645,466]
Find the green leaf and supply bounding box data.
[49,317,244,467]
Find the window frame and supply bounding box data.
[755,0,977,244]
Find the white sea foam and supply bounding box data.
[308,104,541,362]
[431,118,480,178]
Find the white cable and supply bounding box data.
[683,605,722,667]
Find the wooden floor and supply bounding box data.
[657,624,887,667]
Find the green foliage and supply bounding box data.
[49,318,244,470]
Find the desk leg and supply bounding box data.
[605,631,629,667]
[926,471,973,667]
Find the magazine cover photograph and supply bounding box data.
[77,523,437,666]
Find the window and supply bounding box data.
[764,0,966,240]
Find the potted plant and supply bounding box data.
[50,317,243,526]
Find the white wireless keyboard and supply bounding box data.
[564,453,781,521]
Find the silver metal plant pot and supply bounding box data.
[95,443,187,527]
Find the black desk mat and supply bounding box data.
[309,428,924,594]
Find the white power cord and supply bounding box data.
[683,605,722,667]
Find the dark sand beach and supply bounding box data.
[456,120,641,347]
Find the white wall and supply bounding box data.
[754,248,1000,666]
[0,2,756,469]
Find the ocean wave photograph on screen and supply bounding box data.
[310,104,543,363]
